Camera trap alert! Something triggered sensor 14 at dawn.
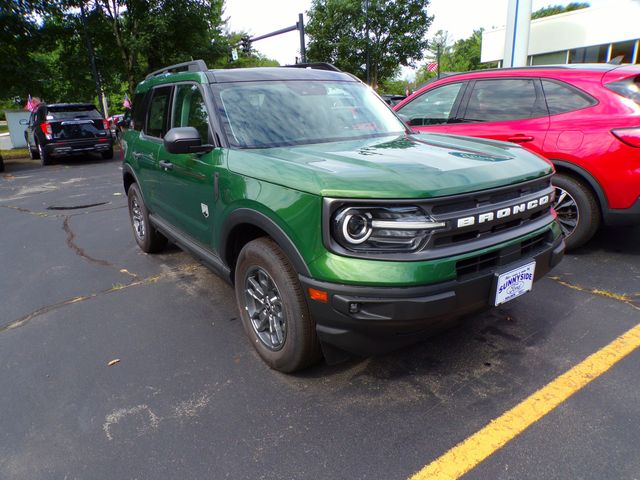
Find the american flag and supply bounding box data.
[26,94,35,112]
[427,62,438,72]
[123,93,131,109]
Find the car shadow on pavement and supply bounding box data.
[571,225,640,255]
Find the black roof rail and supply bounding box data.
[146,59,208,79]
[284,62,342,72]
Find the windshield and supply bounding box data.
[46,106,101,120]
[212,80,406,148]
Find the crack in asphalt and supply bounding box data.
[62,216,113,267]
[549,276,640,311]
[0,204,50,217]
[0,264,199,335]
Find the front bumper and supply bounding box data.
[45,139,112,157]
[301,232,564,356]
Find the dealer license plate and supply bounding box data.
[494,261,536,306]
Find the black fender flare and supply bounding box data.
[220,208,311,277]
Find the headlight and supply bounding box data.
[332,206,445,253]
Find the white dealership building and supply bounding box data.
[481,0,640,66]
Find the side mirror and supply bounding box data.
[163,127,214,155]
[19,119,28,125]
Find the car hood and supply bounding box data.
[227,133,553,199]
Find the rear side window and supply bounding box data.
[541,80,595,115]
[463,79,544,122]
[130,93,147,131]
[145,86,172,138]
[397,82,464,126]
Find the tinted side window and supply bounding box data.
[172,84,210,142]
[145,86,172,138]
[541,80,595,115]
[130,92,147,131]
[464,79,543,122]
[397,83,463,126]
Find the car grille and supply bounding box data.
[455,231,550,279]
[417,176,554,256]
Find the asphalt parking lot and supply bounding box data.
[1,154,639,480]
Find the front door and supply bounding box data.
[446,78,550,156]
[154,83,223,247]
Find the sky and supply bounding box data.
[225,0,616,77]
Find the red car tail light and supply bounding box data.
[611,127,640,148]
[605,75,640,105]
[40,122,52,139]
[102,119,109,130]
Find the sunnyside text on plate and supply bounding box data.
[494,261,536,306]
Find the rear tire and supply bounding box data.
[29,141,40,160]
[234,238,322,373]
[552,173,600,250]
[101,148,114,160]
[127,183,167,253]
[38,142,51,166]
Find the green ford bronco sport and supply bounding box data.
[122,60,565,372]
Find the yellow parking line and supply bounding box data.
[409,322,640,480]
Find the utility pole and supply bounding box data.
[365,0,370,85]
[79,2,107,117]
[250,14,307,65]
[437,43,441,80]
[298,13,306,63]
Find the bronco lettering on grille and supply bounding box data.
[456,194,550,229]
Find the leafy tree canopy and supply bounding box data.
[414,29,498,86]
[0,0,278,114]
[306,0,433,87]
[531,2,589,19]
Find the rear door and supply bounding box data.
[155,83,223,247]
[395,82,467,133]
[446,78,550,156]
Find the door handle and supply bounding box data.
[508,135,534,143]
[159,160,173,170]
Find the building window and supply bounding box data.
[610,40,636,63]
[569,44,608,63]
[531,51,569,66]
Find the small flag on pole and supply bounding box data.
[26,94,35,112]
[123,93,131,109]
[427,62,438,72]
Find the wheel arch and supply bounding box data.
[220,208,311,280]
[551,159,607,216]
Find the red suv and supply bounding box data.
[394,64,640,249]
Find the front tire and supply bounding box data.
[234,238,321,373]
[127,183,167,253]
[552,173,600,250]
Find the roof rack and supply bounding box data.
[146,59,208,80]
[284,62,341,72]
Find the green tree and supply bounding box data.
[306,0,433,87]
[415,29,497,86]
[531,2,589,19]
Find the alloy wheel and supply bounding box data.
[131,194,146,240]
[553,186,579,237]
[244,266,287,350]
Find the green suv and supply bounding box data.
[122,60,565,372]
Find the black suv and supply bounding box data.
[22,103,114,165]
